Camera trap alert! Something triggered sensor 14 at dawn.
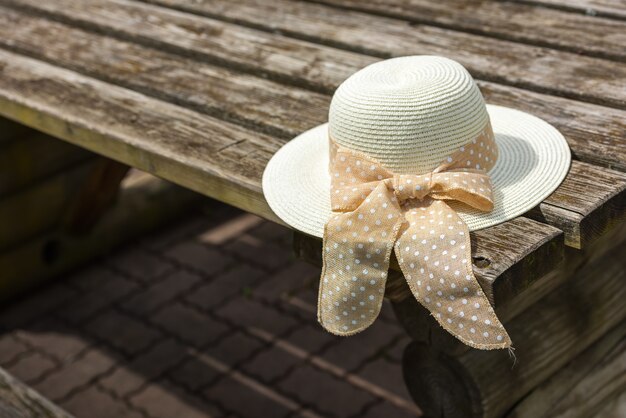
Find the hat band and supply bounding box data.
[318,120,512,350]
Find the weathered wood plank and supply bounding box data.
[0,48,284,222]
[0,132,91,197]
[303,0,626,60]
[402,241,626,418]
[2,4,624,171]
[515,0,626,19]
[527,161,626,248]
[476,82,626,172]
[0,51,568,309]
[506,322,626,418]
[0,6,330,140]
[294,216,564,308]
[106,0,626,107]
[0,6,622,249]
[393,221,626,354]
[0,0,626,107]
[0,367,73,418]
[63,159,130,234]
[0,172,200,301]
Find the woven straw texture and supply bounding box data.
[263,56,571,238]
[330,56,489,175]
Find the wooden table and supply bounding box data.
[0,0,623,416]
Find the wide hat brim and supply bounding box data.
[263,105,571,238]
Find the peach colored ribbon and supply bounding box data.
[319,121,512,350]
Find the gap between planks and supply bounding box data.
[1,0,625,110]
[0,8,623,249]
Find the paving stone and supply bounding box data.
[285,325,336,354]
[131,379,221,418]
[100,338,188,397]
[0,284,77,329]
[5,351,57,383]
[216,298,297,337]
[122,270,201,315]
[0,205,418,416]
[186,265,266,309]
[32,348,115,401]
[224,234,292,270]
[57,275,138,324]
[198,213,263,246]
[247,221,292,247]
[165,241,234,276]
[206,375,292,418]
[67,266,119,291]
[278,364,376,417]
[357,357,413,402]
[241,345,301,383]
[208,332,264,366]
[109,247,177,282]
[87,310,162,356]
[318,321,402,371]
[0,334,30,365]
[276,288,319,323]
[252,261,319,302]
[360,400,421,418]
[141,215,211,251]
[15,318,92,363]
[62,386,144,418]
[152,303,229,348]
[168,353,224,391]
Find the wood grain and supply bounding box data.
[393,221,626,356]
[0,5,624,171]
[514,0,626,19]
[0,6,330,140]
[402,242,626,418]
[0,367,73,418]
[120,0,626,107]
[293,216,564,308]
[506,322,626,418]
[0,6,622,250]
[527,161,626,248]
[306,0,626,60]
[0,48,284,223]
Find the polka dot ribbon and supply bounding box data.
[319,121,512,350]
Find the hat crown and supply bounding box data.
[329,56,490,175]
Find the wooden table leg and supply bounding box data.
[395,241,626,418]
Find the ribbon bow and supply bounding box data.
[319,122,511,350]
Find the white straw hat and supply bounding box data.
[263,56,571,238]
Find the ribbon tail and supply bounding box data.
[318,182,404,336]
[395,199,512,350]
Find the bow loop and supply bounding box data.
[321,121,511,349]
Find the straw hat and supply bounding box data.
[263,56,570,237]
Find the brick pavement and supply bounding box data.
[0,201,422,418]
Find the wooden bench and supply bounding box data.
[0,0,623,416]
